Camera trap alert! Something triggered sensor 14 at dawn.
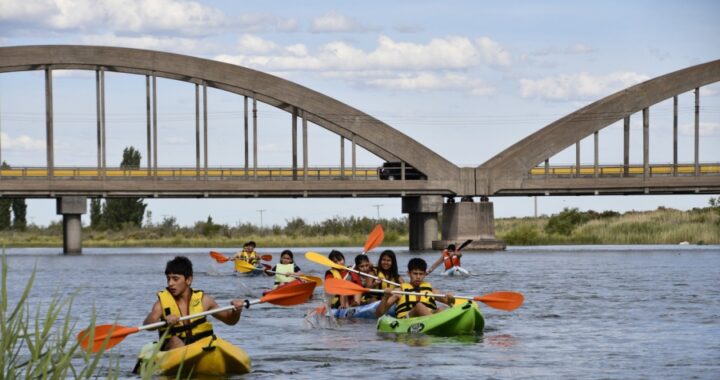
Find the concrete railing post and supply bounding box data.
[56,197,87,255]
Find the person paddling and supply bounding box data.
[269,250,303,288]
[348,254,379,306]
[143,256,245,350]
[427,243,462,275]
[376,258,454,318]
[376,249,404,289]
[324,250,351,308]
[231,241,260,267]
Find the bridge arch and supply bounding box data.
[477,59,720,195]
[0,45,460,183]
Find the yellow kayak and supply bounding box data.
[134,335,251,376]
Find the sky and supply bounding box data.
[0,0,719,228]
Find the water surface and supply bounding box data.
[4,245,719,379]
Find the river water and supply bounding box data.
[3,245,719,379]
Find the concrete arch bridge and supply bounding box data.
[0,46,718,252]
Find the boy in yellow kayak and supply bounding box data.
[231,241,259,266]
[376,258,454,318]
[143,256,246,350]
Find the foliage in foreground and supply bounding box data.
[0,254,166,379]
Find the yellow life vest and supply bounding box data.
[157,289,214,345]
[326,268,344,308]
[239,250,259,265]
[377,270,400,290]
[274,263,296,284]
[395,281,437,318]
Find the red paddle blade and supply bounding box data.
[209,251,230,263]
[324,278,369,296]
[77,324,139,352]
[363,224,384,253]
[261,254,272,261]
[260,281,316,306]
[474,291,524,311]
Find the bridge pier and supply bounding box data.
[56,197,87,255]
[433,197,506,251]
[402,196,442,251]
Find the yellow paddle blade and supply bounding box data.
[234,260,258,273]
[305,251,346,270]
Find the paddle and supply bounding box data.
[458,239,473,251]
[209,251,272,263]
[324,278,524,312]
[77,281,316,353]
[263,269,323,286]
[363,224,385,254]
[234,260,268,273]
[305,251,400,286]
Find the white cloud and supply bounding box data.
[79,34,215,54]
[217,35,511,71]
[520,72,650,100]
[680,122,720,137]
[310,12,375,33]
[1,132,46,151]
[1,0,226,36]
[367,72,495,96]
[566,43,592,54]
[237,34,279,54]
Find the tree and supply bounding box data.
[11,198,27,230]
[0,162,12,230]
[103,147,147,229]
[90,198,104,229]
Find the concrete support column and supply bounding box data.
[402,196,442,251]
[433,197,506,251]
[56,197,87,255]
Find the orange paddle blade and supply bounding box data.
[261,254,272,261]
[324,278,369,296]
[260,281,316,306]
[209,251,230,263]
[474,291,524,312]
[363,224,384,253]
[77,324,140,353]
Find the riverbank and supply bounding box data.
[0,207,717,248]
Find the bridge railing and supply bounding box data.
[0,167,381,180]
[529,163,720,178]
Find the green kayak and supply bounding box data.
[376,301,484,336]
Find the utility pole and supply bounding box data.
[372,204,382,220]
[257,209,266,228]
[534,196,538,218]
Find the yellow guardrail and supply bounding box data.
[0,167,380,179]
[529,164,720,176]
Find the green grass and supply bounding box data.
[0,253,170,379]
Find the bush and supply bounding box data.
[545,207,589,235]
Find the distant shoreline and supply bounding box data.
[0,207,717,247]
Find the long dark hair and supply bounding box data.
[377,250,399,280]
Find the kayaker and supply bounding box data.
[427,244,462,274]
[143,256,245,350]
[376,258,454,318]
[376,249,404,289]
[231,241,260,267]
[348,254,379,305]
[324,250,351,308]
[269,249,303,288]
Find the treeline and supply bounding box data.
[497,198,720,245]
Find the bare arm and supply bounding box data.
[203,295,243,325]
[143,300,164,326]
[375,289,400,317]
[427,253,445,273]
[433,288,455,306]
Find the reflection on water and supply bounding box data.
[3,245,720,379]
